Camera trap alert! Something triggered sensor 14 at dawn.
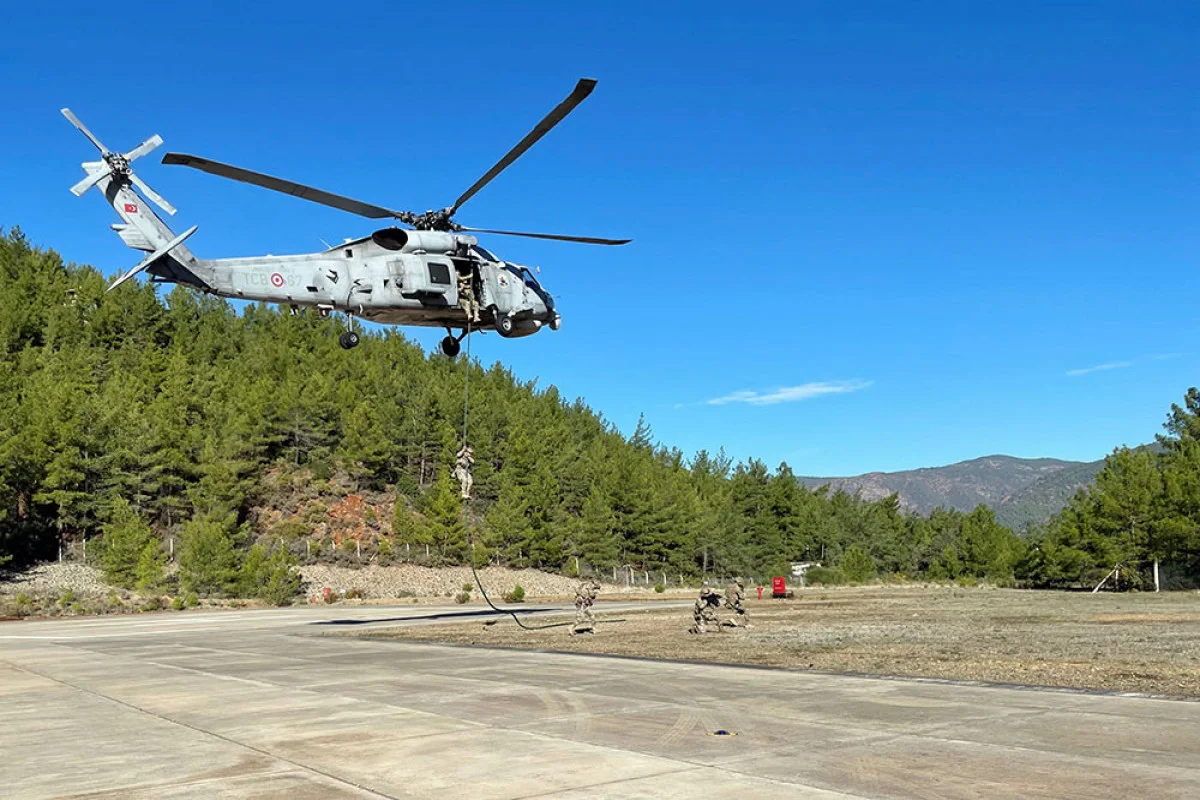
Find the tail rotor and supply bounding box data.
[62,108,176,215]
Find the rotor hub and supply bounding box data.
[104,152,131,175]
[411,208,461,232]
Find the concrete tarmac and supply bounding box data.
[2,603,1198,799]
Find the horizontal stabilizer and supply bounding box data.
[107,225,198,292]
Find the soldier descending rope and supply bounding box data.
[689,588,724,634]
[454,444,474,500]
[571,578,601,635]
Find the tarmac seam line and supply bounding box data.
[0,656,402,800]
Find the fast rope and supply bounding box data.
[459,319,570,631]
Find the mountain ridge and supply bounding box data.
[800,453,1108,529]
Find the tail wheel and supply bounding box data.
[339,331,360,350]
[440,336,461,358]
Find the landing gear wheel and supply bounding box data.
[440,335,461,358]
[495,313,515,338]
[339,331,360,350]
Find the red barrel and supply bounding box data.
[771,576,786,598]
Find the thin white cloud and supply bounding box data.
[706,380,873,406]
[1151,353,1186,361]
[1066,361,1132,377]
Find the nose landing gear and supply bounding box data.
[439,335,461,358]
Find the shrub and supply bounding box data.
[455,591,471,604]
[59,589,76,607]
[258,549,302,606]
[377,537,395,561]
[184,592,199,608]
[170,596,185,611]
[654,583,665,593]
[839,545,876,584]
[140,596,164,612]
[462,583,474,592]
[503,584,525,603]
[806,566,845,586]
[271,519,311,539]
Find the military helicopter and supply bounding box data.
[63,79,628,356]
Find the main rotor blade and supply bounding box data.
[130,173,177,216]
[460,226,630,246]
[61,108,110,154]
[451,78,598,214]
[124,134,163,162]
[162,153,412,221]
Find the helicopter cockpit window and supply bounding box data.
[470,245,499,262]
[427,262,452,286]
[519,268,542,290]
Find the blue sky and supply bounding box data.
[2,1,1197,475]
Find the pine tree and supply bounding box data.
[101,498,154,589]
[179,515,239,596]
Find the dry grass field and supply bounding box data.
[364,585,1200,697]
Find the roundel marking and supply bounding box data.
[270,272,285,288]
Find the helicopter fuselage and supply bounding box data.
[193,229,559,337]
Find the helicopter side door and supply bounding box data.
[397,255,455,306]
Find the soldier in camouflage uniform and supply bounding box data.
[688,588,723,634]
[454,444,474,500]
[457,269,481,323]
[724,578,748,628]
[571,578,601,635]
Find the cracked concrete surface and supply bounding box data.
[2,604,1198,798]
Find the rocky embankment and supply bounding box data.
[0,563,112,598]
[0,562,646,606]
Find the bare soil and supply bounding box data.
[363,585,1200,697]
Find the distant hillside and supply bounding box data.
[991,458,1107,530]
[801,455,1106,528]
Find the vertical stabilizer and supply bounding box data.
[62,108,213,290]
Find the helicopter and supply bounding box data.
[63,78,629,357]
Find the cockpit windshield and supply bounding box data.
[470,245,499,262]
[518,267,542,290]
[504,264,542,291]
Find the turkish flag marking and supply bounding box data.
[124,203,138,213]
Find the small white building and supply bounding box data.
[790,562,820,587]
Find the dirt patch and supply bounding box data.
[360,585,1200,697]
